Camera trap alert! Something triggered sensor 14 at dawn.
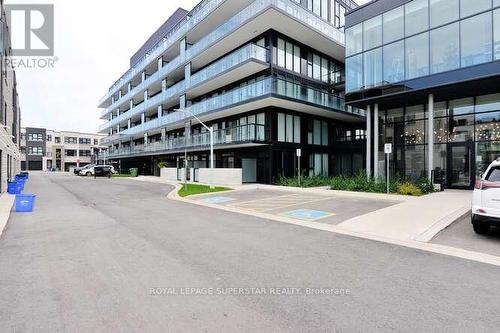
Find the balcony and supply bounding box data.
[99,43,268,132]
[114,77,364,139]
[99,0,345,110]
[105,124,269,159]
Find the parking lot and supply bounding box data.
[432,213,500,257]
[192,188,400,224]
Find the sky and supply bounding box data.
[10,0,371,134]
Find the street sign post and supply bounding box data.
[384,143,392,193]
[296,148,302,187]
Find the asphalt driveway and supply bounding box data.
[1,173,500,332]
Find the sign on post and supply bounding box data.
[296,148,302,186]
[384,143,392,193]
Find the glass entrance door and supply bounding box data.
[447,143,474,189]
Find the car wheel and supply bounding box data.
[472,216,490,234]
[86,172,92,177]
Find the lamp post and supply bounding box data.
[174,109,214,188]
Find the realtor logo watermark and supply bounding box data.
[4,4,56,69]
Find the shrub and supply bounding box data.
[397,182,423,196]
[158,161,168,169]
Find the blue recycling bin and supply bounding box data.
[15,194,36,212]
[8,182,22,194]
[20,172,29,179]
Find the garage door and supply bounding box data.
[28,161,43,171]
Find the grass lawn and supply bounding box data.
[178,184,232,197]
[112,174,136,178]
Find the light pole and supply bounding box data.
[174,109,214,188]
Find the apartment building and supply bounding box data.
[21,128,107,171]
[0,1,22,192]
[345,0,500,189]
[98,0,368,183]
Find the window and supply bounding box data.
[277,113,300,143]
[21,133,26,141]
[460,0,491,18]
[28,147,43,155]
[363,15,382,50]
[383,41,404,83]
[430,0,459,28]
[449,97,475,115]
[405,32,429,80]
[64,137,78,144]
[307,52,334,82]
[46,135,52,142]
[309,153,329,177]
[79,137,91,145]
[495,9,500,60]
[405,0,429,36]
[346,54,363,92]
[383,6,404,44]
[485,166,500,182]
[346,23,362,56]
[461,12,493,67]
[27,133,43,141]
[79,150,92,157]
[430,23,459,74]
[65,149,77,156]
[476,93,500,113]
[307,119,329,146]
[94,139,99,145]
[55,137,61,143]
[364,47,382,87]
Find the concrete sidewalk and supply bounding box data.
[0,194,15,238]
[338,190,471,242]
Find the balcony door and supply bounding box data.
[447,142,474,189]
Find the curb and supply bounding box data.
[166,187,500,268]
[0,194,15,239]
[414,206,471,242]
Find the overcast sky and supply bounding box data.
[10,0,371,133]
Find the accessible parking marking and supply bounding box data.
[280,209,335,221]
[201,197,235,204]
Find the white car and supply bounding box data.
[79,165,116,176]
[472,158,500,234]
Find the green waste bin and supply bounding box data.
[130,168,138,177]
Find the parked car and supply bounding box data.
[79,165,116,176]
[73,164,95,175]
[93,165,114,178]
[472,158,500,234]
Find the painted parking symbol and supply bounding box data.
[202,197,235,204]
[281,209,334,221]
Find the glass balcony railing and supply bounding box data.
[117,77,364,137]
[99,43,268,132]
[98,0,227,107]
[105,124,269,158]
[99,0,344,109]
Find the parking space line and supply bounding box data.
[228,195,335,213]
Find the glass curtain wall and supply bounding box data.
[346,0,500,93]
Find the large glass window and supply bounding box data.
[276,38,301,73]
[346,23,362,56]
[277,113,300,143]
[430,0,459,28]
[495,9,500,60]
[383,6,404,44]
[307,119,328,146]
[460,0,491,18]
[363,15,382,50]
[449,97,475,115]
[405,145,426,180]
[461,12,493,67]
[476,111,500,141]
[405,0,429,36]
[363,47,382,88]
[346,54,363,92]
[383,41,404,83]
[476,93,500,113]
[430,23,459,74]
[476,141,500,176]
[405,32,429,79]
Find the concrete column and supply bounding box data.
[158,57,163,70]
[144,90,149,101]
[366,105,372,178]
[111,96,115,104]
[141,113,145,124]
[428,94,434,181]
[161,128,166,142]
[130,100,134,109]
[185,63,192,87]
[109,113,113,121]
[128,82,132,92]
[116,125,119,133]
[180,95,186,109]
[158,105,163,118]
[118,91,122,99]
[144,133,148,146]
[127,119,131,129]
[373,103,379,179]
[180,38,187,61]
[141,71,146,82]
[116,109,120,117]
[162,79,167,92]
